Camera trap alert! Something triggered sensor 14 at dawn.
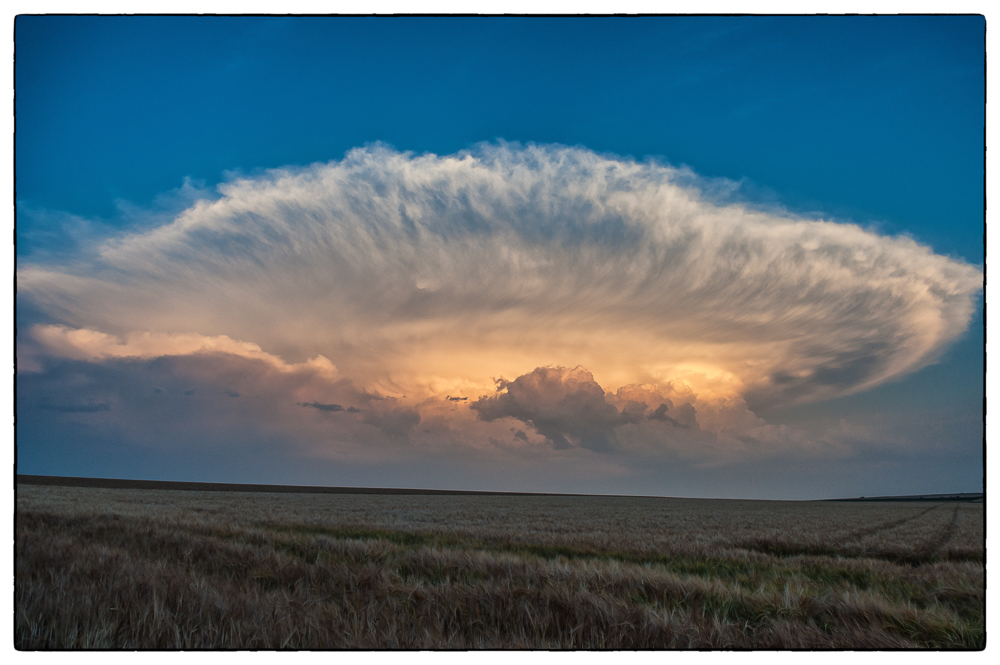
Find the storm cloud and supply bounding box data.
[16,143,982,467]
[19,143,981,411]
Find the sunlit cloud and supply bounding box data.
[30,324,338,379]
[17,143,982,464]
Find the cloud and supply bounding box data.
[15,143,982,471]
[18,143,980,413]
[471,366,641,451]
[647,403,688,429]
[17,348,431,466]
[28,324,338,379]
[298,401,363,413]
[465,366,829,462]
[299,401,345,412]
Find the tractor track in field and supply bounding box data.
[842,503,943,542]
[736,504,981,566]
[923,503,962,558]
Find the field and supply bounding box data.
[15,484,984,649]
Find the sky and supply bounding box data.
[14,15,985,499]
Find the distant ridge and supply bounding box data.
[827,492,983,503]
[14,474,594,498]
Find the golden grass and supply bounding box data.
[15,485,984,649]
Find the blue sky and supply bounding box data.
[15,16,984,498]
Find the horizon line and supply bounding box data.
[14,474,984,503]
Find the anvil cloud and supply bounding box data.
[17,143,982,463]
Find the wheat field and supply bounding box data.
[15,484,984,649]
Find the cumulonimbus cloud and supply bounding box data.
[18,142,982,415]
